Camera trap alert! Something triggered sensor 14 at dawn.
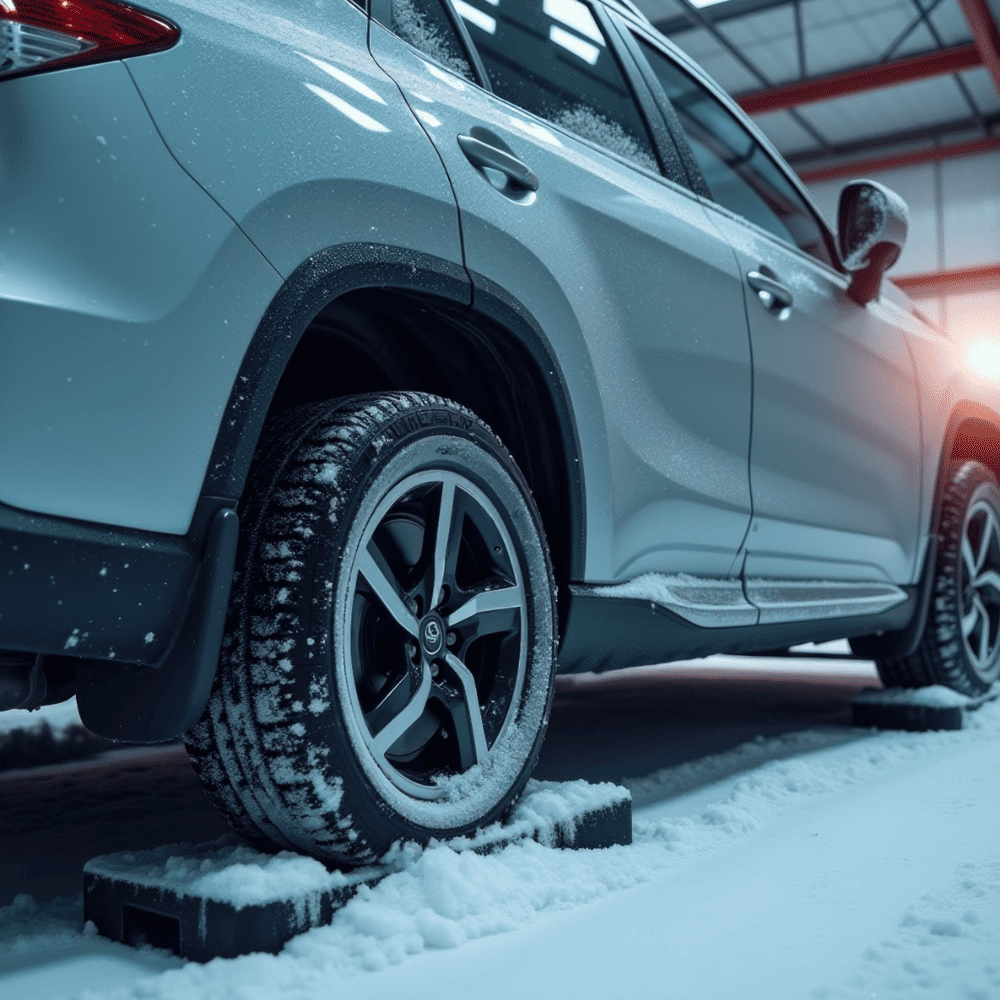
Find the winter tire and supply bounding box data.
[185,392,557,863]
[873,460,1000,696]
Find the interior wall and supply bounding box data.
[804,148,1000,342]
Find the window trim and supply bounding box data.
[370,0,493,90]
[448,0,672,182]
[589,1,689,189]
[616,14,845,274]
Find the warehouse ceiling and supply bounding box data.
[632,0,1000,181]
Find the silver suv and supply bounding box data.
[2,0,998,863]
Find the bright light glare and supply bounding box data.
[966,340,1000,380]
[543,0,604,43]
[549,24,600,64]
[688,0,730,6]
[304,83,390,133]
[454,0,497,34]
[297,53,385,104]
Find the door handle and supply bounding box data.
[457,132,539,191]
[747,270,793,318]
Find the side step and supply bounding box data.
[83,779,631,962]
[573,575,909,629]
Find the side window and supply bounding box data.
[390,0,476,81]
[637,38,834,266]
[454,0,660,174]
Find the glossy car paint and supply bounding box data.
[124,0,464,279]
[1,0,997,615]
[0,63,280,533]
[369,16,755,582]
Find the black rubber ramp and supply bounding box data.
[83,780,631,962]
[852,684,999,731]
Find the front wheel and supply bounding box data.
[874,460,1000,696]
[186,392,557,863]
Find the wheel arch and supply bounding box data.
[933,404,1000,532]
[200,242,585,598]
[845,403,1000,664]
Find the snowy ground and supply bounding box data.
[2,649,999,1000]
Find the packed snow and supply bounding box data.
[2,658,999,1000]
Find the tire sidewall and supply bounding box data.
[933,463,1000,691]
[297,398,555,850]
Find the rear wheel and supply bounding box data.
[185,392,557,863]
[872,460,1000,696]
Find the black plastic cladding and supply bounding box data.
[201,243,587,581]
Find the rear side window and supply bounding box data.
[637,38,834,266]
[391,0,476,80]
[454,0,660,173]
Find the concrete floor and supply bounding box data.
[0,657,879,908]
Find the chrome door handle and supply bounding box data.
[457,133,539,191]
[747,270,793,317]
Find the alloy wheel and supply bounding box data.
[346,470,528,799]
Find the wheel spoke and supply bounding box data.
[430,480,457,612]
[979,508,1000,572]
[365,671,418,738]
[977,597,991,665]
[962,537,978,582]
[447,583,524,628]
[358,546,419,638]
[443,652,488,768]
[974,569,1000,598]
[962,600,982,638]
[371,664,432,757]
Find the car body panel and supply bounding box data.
[124,0,464,280]
[369,17,755,582]
[4,0,1000,716]
[708,208,924,584]
[0,63,280,534]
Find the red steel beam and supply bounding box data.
[956,0,1000,99]
[737,43,982,115]
[893,263,1000,299]
[798,136,1000,183]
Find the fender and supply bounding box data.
[201,243,470,502]
[198,244,587,580]
[853,401,1000,661]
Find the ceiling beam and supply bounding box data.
[669,0,833,151]
[798,136,1000,183]
[786,109,1000,168]
[956,0,1000,99]
[736,43,981,114]
[653,0,803,37]
[893,262,1000,298]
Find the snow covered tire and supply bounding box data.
[874,460,1000,696]
[185,392,557,863]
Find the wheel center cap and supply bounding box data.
[420,613,445,657]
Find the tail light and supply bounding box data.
[0,0,179,82]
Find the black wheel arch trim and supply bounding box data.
[852,400,1000,660]
[201,243,471,503]
[199,244,587,581]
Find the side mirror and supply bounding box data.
[838,180,909,306]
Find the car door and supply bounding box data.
[368,0,754,586]
[624,25,924,588]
